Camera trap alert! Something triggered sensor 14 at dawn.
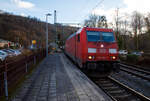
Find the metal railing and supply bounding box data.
[0,49,46,99]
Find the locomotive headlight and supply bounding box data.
[88,56,95,60]
[88,56,92,59]
[88,48,96,53]
[109,49,117,54]
[112,56,116,60]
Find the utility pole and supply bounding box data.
[125,20,127,49]
[62,25,64,46]
[116,8,119,36]
[54,10,57,46]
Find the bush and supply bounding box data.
[143,53,150,57]
[126,54,139,63]
[119,54,127,61]
[137,57,150,65]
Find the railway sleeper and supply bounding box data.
[100,82,113,85]
[114,94,140,101]
[103,86,119,90]
[101,83,114,87]
[98,80,110,83]
[111,91,131,97]
[99,80,110,82]
[113,93,131,98]
[109,89,125,94]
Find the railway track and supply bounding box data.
[121,62,150,72]
[91,76,150,101]
[119,63,150,81]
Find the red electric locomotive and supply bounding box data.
[65,27,119,72]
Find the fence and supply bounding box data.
[0,49,46,99]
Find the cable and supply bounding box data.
[91,0,105,13]
[80,0,105,26]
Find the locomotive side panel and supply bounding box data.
[65,33,76,61]
[80,28,88,65]
[75,34,80,66]
[75,29,85,67]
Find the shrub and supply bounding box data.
[126,54,139,63]
[119,54,127,61]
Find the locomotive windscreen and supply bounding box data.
[86,31,115,42]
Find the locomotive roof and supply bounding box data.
[67,27,114,40]
[76,27,113,34]
[85,27,113,31]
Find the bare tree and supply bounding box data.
[131,11,144,50]
[144,13,150,32]
[119,20,128,49]
[84,15,107,28]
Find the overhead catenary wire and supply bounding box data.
[85,0,105,18]
[80,0,105,26]
[73,0,94,26]
[90,0,105,14]
[58,0,105,27]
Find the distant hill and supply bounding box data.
[0,12,77,48]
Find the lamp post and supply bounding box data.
[46,13,51,57]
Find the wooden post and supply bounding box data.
[34,55,36,65]
[25,56,28,73]
[4,60,8,100]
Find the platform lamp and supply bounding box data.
[46,13,52,57]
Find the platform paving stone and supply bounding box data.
[11,53,112,101]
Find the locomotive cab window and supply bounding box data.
[86,31,100,42]
[101,32,115,42]
[86,31,115,42]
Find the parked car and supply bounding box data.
[56,48,62,53]
[7,49,21,56]
[15,49,21,55]
[2,49,15,57]
[131,51,142,56]
[0,50,8,61]
[119,50,128,55]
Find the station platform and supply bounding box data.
[12,53,112,101]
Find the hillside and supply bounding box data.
[0,12,77,48]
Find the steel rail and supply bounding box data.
[119,63,150,75]
[119,64,150,81]
[120,62,150,72]
[108,76,150,101]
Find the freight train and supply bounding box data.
[65,27,119,72]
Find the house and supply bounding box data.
[0,39,9,47]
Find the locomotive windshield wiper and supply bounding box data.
[96,40,103,45]
[97,40,103,42]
